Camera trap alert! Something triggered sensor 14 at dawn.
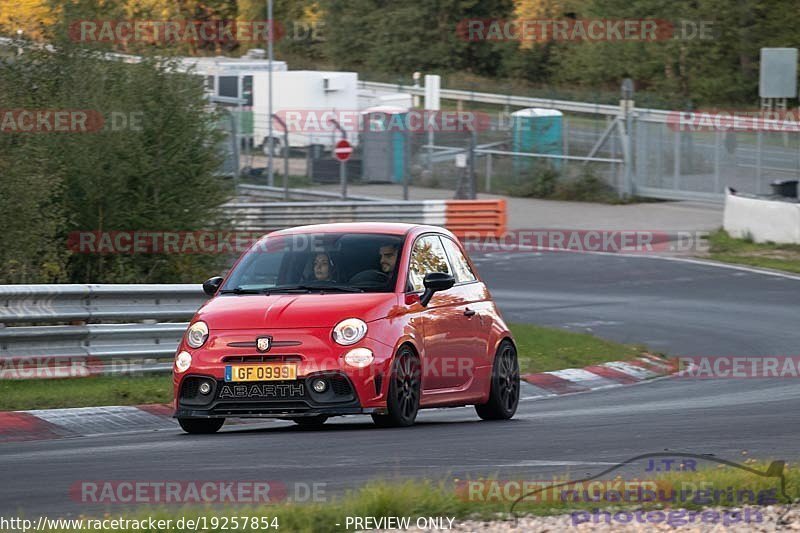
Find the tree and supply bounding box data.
[0,41,232,284]
[321,0,515,76]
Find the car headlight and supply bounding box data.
[332,318,367,346]
[186,321,209,349]
[344,348,374,368]
[175,351,192,373]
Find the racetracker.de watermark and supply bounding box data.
[70,481,326,504]
[69,20,285,44]
[459,479,778,505]
[457,19,714,42]
[67,230,710,255]
[276,110,492,133]
[68,231,265,254]
[0,110,143,133]
[461,230,709,254]
[667,110,800,132]
[677,356,800,378]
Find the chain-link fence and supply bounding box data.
[216,90,800,202]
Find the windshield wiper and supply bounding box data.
[219,287,271,294]
[219,284,365,295]
[273,284,365,293]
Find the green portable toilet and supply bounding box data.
[512,108,563,172]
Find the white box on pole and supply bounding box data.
[424,75,441,111]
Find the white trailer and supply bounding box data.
[178,52,288,105]
[252,70,359,154]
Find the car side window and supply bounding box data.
[441,237,476,284]
[408,235,451,292]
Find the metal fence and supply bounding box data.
[357,81,800,203]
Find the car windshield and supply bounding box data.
[220,232,405,294]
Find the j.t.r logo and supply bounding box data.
[256,336,271,352]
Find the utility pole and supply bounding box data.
[329,119,349,199]
[267,0,274,187]
[272,114,290,200]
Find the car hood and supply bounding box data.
[194,293,399,329]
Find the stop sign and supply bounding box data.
[334,139,353,162]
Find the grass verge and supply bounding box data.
[37,462,799,532]
[0,375,172,412]
[707,229,800,274]
[0,324,645,411]
[510,322,645,374]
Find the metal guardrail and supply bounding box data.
[0,284,206,324]
[227,200,447,231]
[0,285,205,378]
[225,198,508,237]
[359,81,673,123]
[237,184,381,202]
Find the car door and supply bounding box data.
[440,236,491,372]
[407,234,477,392]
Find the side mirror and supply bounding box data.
[420,272,455,307]
[203,276,224,296]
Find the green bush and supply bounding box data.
[508,164,559,198]
[0,43,232,284]
[553,172,619,203]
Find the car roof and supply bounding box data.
[268,222,453,238]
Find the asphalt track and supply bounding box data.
[2,250,800,518]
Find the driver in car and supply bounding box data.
[378,243,398,274]
[349,243,399,285]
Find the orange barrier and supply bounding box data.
[444,199,507,238]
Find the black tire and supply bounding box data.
[291,415,328,428]
[475,340,520,420]
[371,346,421,428]
[178,417,225,434]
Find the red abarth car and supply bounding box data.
[173,223,519,433]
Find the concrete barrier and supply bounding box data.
[723,188,800,244]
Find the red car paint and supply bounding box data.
[173,223,515,424]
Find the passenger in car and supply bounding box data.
[312,252,335,282]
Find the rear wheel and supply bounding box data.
[291,415,328,428]
[372,346,420,428]
[178,417,225,434]
[475,340,520,420]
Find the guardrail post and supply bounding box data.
[468,129,477,199]
[485,153,492,193]
[673,129,680,191]
[756,130,763,194]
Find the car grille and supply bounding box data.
[222,355,303,363]
[181,378,200,399]
[211,402,310,416]
[330,374,353,396]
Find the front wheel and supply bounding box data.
[178,417,225,434]
[372,346,421,428]
[475,340,520,420]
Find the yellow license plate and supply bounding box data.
[225,364,297,382]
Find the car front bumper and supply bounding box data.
[172,328,396,419]
[173,372,384,419]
